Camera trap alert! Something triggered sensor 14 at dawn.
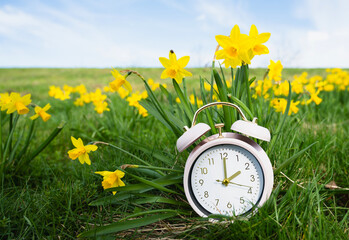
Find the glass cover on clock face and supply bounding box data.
[189,144,265,216]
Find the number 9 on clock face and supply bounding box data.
[189,144,265,216]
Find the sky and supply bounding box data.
[0,0,349,68]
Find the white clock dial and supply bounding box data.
[189,144,264,216]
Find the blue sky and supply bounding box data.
[1,0,348,68]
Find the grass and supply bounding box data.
[0,67,348,239]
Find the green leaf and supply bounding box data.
[133,195,187,206]
[106,174,182,193]
[78,212,177,237]
[228,96,254,120]
[172,79,193,121]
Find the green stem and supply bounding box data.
[94,142,165,175]
[3,114,19,162]
[243,64,253,112]
[9,113,13,154]
[0,112,2,165]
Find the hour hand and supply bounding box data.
[222,170,241,185]
[226,170,241,182]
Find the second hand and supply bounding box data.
[216,180,252,188]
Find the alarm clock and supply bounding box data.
[177,102,273,218]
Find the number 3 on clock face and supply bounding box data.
[188,144,265,217]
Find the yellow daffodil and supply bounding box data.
[148,78,160,91]
[289,101,300,115]
[93,101,110,114]
[249,24,271,56]
[90,89,107,104]
[30,103,51,122]
[63,84,74,93]
[74,97,84,106]
[137,105,148,117]
[273,81,289,96]
[49,86,70,101]
[95,170,125,195]
[268,60,283,82]
[117,87,130,99]
[6,92,31,115]
[68,136,98,165]
[189,94,203,106]
[110,68,132,92]
[215,25,253,68]
[74,84,87,95]
[126,91,148,117]
[306,90,322,105]
[159,50,192,84]
[271,98,300,115]
[0,92,12,111]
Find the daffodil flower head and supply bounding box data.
[93,101,110,114]
[110,68,132,92]
[159,50,192,84]
[249,24,271,56]
[215,25,254,68]
[95,170,125,195]
[6,92,31,115]
[67,136,98,165]
[268,60,283,82]
[30,103,51,122]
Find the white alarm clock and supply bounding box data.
[177,102,273,218]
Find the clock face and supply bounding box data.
[189,144,265,216]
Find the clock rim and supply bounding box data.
[183,132,274,218]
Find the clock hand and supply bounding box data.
[226,170,241,182]
[216,179,252,188]
[222,157,228,186]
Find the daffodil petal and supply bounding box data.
[115,170,125,178]
[30,114,39,120]
[215,35,232,49]
[230,25,240,40]
[85,144,98,152]
[160,69,168,79]
[42,103,51,111]
[178,56,190,68]
[249,24,258,37]
[159,57,171,68]
[257,33,271,43]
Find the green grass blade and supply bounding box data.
[213,68,232,130]
[268,81,292,155]
[78,212,177,237]
[27,121,65,162]
[126,171,181,195]
[106,174,182,193]
[16,120,35,161]
[274,142,318,174]
[2,114,19,161]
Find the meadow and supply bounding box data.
[0,67,348,239]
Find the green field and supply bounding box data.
[0,68,348,239]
